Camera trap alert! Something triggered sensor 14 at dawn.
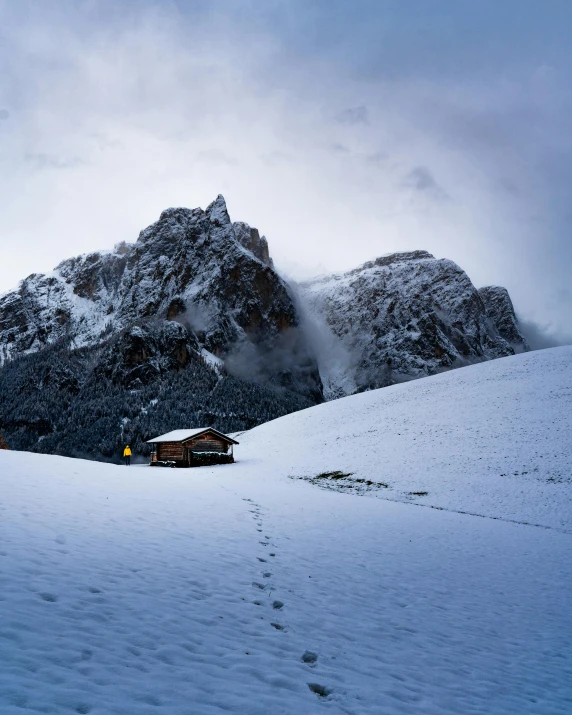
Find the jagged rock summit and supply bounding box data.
[0,195,321,401]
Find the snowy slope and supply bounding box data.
[238,345,572,532]
[1,347,571,714]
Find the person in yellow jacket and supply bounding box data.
[123,445,132,466]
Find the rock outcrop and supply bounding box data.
[298,251,529,399]
[478,286,529,353]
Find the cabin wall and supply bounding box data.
[186,434,228,453]
[157,443,184,461]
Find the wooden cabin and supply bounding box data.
[147,427,239,468]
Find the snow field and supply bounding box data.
[1,346,572,713]
[237,346,572,532]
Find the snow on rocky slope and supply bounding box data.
[1,347,571,714]
[298,251,529,399]
[0,195,321,403]
[0,194,533,460]
[0,196,324,459]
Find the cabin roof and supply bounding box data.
[146,427,239,445]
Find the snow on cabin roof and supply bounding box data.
[146,427,239,444]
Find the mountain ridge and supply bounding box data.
[297,249,527,399]
[0,194,529,460]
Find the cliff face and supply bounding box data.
[478,286,529,353]
[298,251,529,399]
[0,195,322,402]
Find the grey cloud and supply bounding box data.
[518,317,571,350]
[498,177,520,197]
[195,150,239,166]
[336,105,368,125]
[403,166,449,199]
[1,2,571,340]
[0,109,9,120]
[25,153,84,170]
[260,151,294,165]
[366,151,389,164]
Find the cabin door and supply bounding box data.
[183,446,192,467]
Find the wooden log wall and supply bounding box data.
[186,434,227,453]
[190,439,226,453]
[157,443,184,460]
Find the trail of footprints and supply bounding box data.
[242,498,331,700]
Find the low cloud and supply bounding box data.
[25,153,84,170]
[518,318,571,351]
[403,166,449,200]
[195,149,239,166]
[170,301,211,335]
[335,105,369,125]
[224,326,321,401]
[0,109,9,121]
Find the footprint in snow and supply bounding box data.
[302,651,318,664]
[40,592,58,602]
[307,683,332,698]
[272,600,284,610]
[270,623,286,631]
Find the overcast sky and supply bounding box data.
[1,0,571,343]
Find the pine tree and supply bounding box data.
[0,433,9,450]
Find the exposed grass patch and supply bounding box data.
[293,471,390,494]
[409,491,428,497]
[361,479,389,488]
[314,470,354,480]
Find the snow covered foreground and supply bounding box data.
[1,348,571,714]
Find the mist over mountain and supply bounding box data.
[0,196,529,461]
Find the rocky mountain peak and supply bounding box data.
[299,251,529,399]
[357,250,435,273]
[0,195,323,402]
[233,222,273,267]
[206,194,232,227]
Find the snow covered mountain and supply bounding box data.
[1,347,571,714]
[0,196,530,459]
[0,196,326,459]
[0,195,320,400]
[298,251,528,398]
